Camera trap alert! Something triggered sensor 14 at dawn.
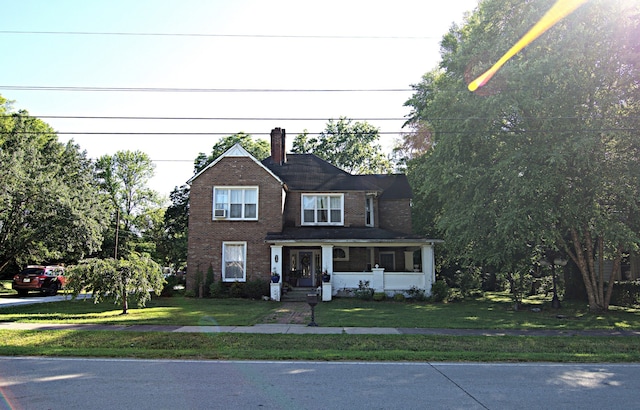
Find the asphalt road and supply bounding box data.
[1,357,639,410]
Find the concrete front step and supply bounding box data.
[282,287,320,302]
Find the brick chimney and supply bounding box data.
[270,127,286,165]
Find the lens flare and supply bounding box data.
[468,0,589,92]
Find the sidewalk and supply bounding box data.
[1,321,639,336]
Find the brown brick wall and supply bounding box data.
[187,156,283,291]
[378,199,412,233]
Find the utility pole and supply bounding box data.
[114,209,120,259]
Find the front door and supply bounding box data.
[297,250,319,287]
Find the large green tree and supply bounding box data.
[157,185,189,270]
[405,0,640,311]
[292,118,393,174]
[95,150,163,259]
[0,97,107,271]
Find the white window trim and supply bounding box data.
[213,186,259,221]
[222,241,247,282]
[301,193,344,226]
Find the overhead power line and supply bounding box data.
[7,114,635,122]
[0,85,412,93]
[2,129,636,136]
[2,115,407,121]
[0,30,438,40]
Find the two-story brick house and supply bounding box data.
[186,128,441,300]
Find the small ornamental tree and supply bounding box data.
[67,253,164,314]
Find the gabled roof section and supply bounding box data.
[187,143,283,185]
[262,153,392,192]
[262,153,350,190]
[358,174,413,199]
[262,153,412,197]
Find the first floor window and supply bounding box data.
[223,242,246,281]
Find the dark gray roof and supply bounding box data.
[261,154,412,198]
[265,226,426,242]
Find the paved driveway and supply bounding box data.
[0,293,92,308]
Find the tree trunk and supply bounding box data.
[568,228,601,311]
[604,249,622,311]
[121,276,129,315]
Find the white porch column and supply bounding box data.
[422,244,435,295]
[270,245,283,276]
[270,245,283,301]
[320,245,333,275]
[321,245,333,301]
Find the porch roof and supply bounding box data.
[265,226,442,246]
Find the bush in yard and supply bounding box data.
[229,282,244,298]
[161,275,182,297]
[430,280,449,302]
[407,285,427,301]
[393,293,406,302]
[453,267,482,298]
[204,266,215,297]
[373,292,386,301]
[209,279,227,298]
[354,280,374,300]
[609,281,640,307]
[243,279,269,299]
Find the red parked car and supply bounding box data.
[12,265,66,296]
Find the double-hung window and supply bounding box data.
[302,194,343,225]
[213,187,258,220]
[222,242,246,281]
[365,196,374,227]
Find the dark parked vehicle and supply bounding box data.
[12,265,66,296]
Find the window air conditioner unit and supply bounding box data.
[214,209,227,218]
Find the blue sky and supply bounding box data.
[1,0,478,197]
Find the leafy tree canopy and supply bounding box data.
[404,0,640,311]
[157,184,189,270]
[67,253,163,314]
[0,96,107,272]
[292,118,393,174]
[95,150,163,259]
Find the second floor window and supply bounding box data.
[302,194,343,225]
[213,187,258,220]
[365,196,374,227]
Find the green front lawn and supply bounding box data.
[2,292,639,362]
[0,297,274,326]
[2,330,639,362]
[1,292,639,330]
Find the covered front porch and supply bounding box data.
[267,236,439,302]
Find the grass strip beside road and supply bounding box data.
[1,330,640,362]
